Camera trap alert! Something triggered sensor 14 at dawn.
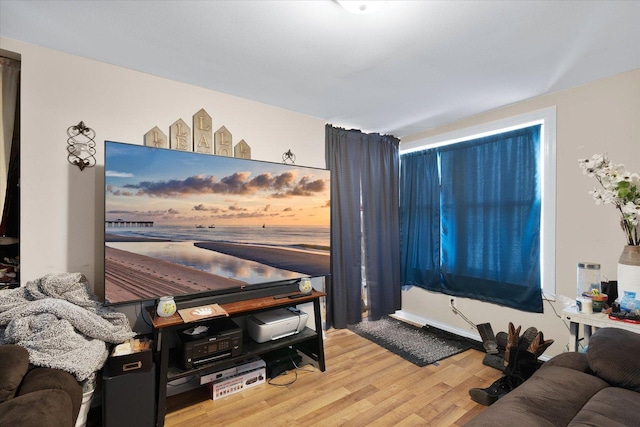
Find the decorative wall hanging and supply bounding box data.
[193,108,213,154]
[215,126,233,157]
[234,139,251,159]
[170,119,192,151]
[282,149,296,164]
[67,121,96,171]
[144,126,168,148]
[146,108,252,158]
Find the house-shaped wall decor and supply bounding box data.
[234,139,251,159]
[143,126,168,148]
[215,125,232,157]
[193,108,213,154]
[170,118,192,151]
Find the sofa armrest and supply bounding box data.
[0,389,74,427]
[0,345,30,403]
[19,368,83,425]
[541,351,590,373]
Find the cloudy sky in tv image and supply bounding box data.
[105,142,330,227]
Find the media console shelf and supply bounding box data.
[146,290,326,427]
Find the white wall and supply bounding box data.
[399,68,640,357]
[0,37,326,309]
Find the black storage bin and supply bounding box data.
[103,362,156,427]
[108,348,153,376]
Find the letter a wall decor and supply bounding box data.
[193,108,213,154]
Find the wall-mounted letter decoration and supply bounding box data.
[234,139,251,159]
[193,108,213,154]
[67,121,96,171]
[144,126,168,148]
[215,126,232,157]
[170,119,192,151]
[146,108,256,159]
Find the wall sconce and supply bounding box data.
[67,121,96,171]
[282,149,296,164]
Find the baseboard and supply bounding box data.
[393,310,551,362]
[393,310,482,342]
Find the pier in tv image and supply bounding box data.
[104,141,330,305]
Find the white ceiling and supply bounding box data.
[1,0,639,138]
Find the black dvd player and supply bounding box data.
[261,347,302,379]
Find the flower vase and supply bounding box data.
[617,245,640,303]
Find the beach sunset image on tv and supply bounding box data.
[104,141,330,305]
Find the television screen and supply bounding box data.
[104,141,330,305]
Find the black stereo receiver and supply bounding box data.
[179,317,242,369]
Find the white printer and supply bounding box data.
[246,307,308,343]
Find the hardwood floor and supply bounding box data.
[164,328,503,427]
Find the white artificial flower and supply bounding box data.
[579,154,640,246]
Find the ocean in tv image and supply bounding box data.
[104,141,331,305]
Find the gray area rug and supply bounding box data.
[348,316,482,366]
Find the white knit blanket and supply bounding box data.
[0,272,135,381]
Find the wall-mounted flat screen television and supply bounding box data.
[104,141,330,306]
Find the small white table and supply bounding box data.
[561,306,640,351]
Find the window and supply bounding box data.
[399,107,556,310]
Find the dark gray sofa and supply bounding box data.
[0,344,82,427]
[467,327,640,426]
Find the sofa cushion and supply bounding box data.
[588,327,640,392]
[465,366,609,426]
[568,387,640,426]
[0,389,73,427]
[0,345,30,403]
[19,367,83,423]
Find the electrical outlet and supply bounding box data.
[450,297,457,310]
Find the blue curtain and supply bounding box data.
[400,149,441,289]
[400,125,542,313]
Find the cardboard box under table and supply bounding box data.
[204,358,266,400]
